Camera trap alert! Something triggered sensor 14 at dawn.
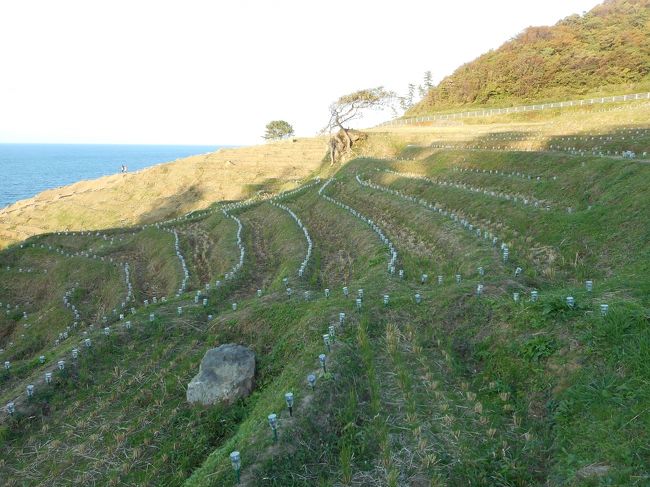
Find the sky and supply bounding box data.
[0,0,603,146]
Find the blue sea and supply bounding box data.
[0,144,227,209]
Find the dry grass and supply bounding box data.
[0,138,328,248]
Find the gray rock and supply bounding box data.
[187,344,255,406]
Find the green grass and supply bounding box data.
[1,104,649,486]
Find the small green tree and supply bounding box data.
[263,120,294,140]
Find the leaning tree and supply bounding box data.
[325,87,396,163]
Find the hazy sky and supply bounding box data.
[0,0,602,145]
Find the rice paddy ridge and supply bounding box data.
[0,216,258,422]
[380,168,556,211]
[319,178,399,274]
[269,181,322,279]
[355,173,514,266]
[0,206,257,413]
[21,241,133,309]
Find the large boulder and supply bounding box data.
[186,344,255,406]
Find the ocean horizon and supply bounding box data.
[0,143,231,209]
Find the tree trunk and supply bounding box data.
[335,118,353,152]
[329,138,336,165]
[341,127,352,151]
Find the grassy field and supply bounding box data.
[0,137,329,248]
[0,100,649,486]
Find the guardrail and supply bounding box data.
[379,92,650,126]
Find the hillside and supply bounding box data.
[0,98,649,485]
[2,0,650,482]
[408,0,650,114]
[0,137,328,248]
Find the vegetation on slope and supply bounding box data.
[409,0,650,115]
[0,137,328,249]
[1,92,649,487]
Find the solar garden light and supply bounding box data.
[283,277,289,287]
[27,384,35,398]
[257,289,262,297]
[356,298,362,310]
[177,306,183,315]
[229,451,241,484]
[585,280,593,292]
[268,413,278,442]
[514,267,522,277]
[421,273,428,284]
[455,274,461,284]
[325,288,330,298]
[503,249,509,262]
[343,286,349,297]
[415,293,422,304]
[476,284,484,296]
[208,314,213,321]
[58,360,65,371]
[513,292,520,303]
[232,303,238,311]
[144,299,149,307]
[131,307,136,315]
[566,296,575,308]
[6,402,15,415]
[358,289,364,299]
[285,392,294,417]
[600,304,609,316]
[194,295,199,304]
[339,312,345,325]
[323,334,331,352]
[124,320,132,329]
[307,373,316,390]
[383,294,389,306]
[328,325,336,342]
[84,338,92,348]
[438,275,443,285]
[45,372,53,384]
[104,326,110,336]
[399,269,404,279]
[319,354,327,373]
[149,313,155,322]
[304,291,310,301]
[203,298,208,306]
[531,290,539,302]
[4,361,10,370]
[39,355,46,363]
[71,348,79,360]
[478,267,484,276]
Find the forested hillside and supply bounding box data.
[409,0,650,114]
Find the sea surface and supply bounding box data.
[0,143,227,209]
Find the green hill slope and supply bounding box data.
[0,99,649,486]
[409,0,650,115]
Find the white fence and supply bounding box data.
[380,92,650,126]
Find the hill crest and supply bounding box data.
[408,0,650,115]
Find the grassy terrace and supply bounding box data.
[1,100,649,486]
